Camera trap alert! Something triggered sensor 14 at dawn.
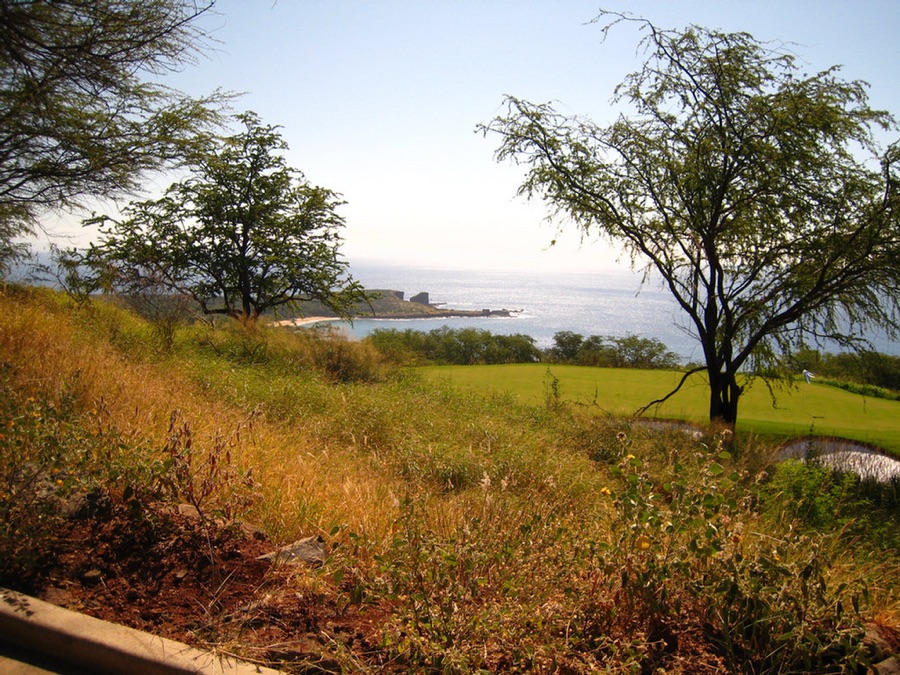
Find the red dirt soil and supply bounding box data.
[8,499,385,673]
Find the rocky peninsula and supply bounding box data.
[283,288,522,323]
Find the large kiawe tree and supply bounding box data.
[0,0,226,272]
[483,13,900,426]
[79,112,366,322]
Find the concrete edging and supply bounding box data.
[0,588,282,674]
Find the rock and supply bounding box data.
[265,634,341,672]
[870,657,900,675]
[176,503,202,520]
[257,535,327,565]
[60,487,112,520]
[866,624,895,663]
[237,520,268,541]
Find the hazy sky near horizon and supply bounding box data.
[48,0,900,273]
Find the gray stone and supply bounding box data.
[871,657,900,675]
[865,624,894,663]
[257,536,327,565]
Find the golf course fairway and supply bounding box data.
[419,363,900,456]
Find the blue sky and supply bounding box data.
[51,0,900,272]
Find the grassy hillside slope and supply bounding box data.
[420,363,900,454]
[1,285,897,674]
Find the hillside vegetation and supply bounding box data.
[1,285,898,674]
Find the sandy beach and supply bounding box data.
[274,316,341,327]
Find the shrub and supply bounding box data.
[577,431,870,673]
[791,348,900,396]
[549,331,680,369]
[367,326,540,365]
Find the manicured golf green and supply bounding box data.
[419,363,900,454]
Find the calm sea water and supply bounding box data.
[13,252,896,359]
[344,262,694,354]
[346,264,694,357]
[332,261,899,360]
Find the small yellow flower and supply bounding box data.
[600,487,612,497]
[625,454,635,461]
[635,534,652,551]
[56,479,64,487]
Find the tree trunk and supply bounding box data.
[708,370,741,426]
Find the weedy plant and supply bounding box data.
[579,430,872,674]
[369,488,605,674]
[0,372,96,589]
[155,407,260,524]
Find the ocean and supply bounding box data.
[337,261,900,360]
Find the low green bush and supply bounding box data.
[367,326,540,365]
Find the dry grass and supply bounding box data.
[0,287,410,541]
[1,284,896,673]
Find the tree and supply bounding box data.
[551,330,585,362]
[608,335,680,370]
[483,13,900,425]
[79,112,367,322]
[0,0,227,273]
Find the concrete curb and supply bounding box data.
[0,588,283,674]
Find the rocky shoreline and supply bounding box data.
[282,288,522,323]
[362,307,521,319]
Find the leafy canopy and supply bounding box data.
[78,112,366,322]
[483,12,900,424]
[0,0,227,272]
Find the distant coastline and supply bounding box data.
[283,287,522,325]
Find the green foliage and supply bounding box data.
[0,369,99,589]
[759,459,899,549]
[792,348,900,397]
[761,460,866,530]
[190,318,388,384]
[584,431,871,673]
[550,330,680,369]
[0,0,228,271]
[484,13,900,425]
[543,368,564,412]
[72,112,367,322]
[549,330,585,361]
[367,326,540,365]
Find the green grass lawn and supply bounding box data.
[419,363,900,454]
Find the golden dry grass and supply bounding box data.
[1,285,896,673]
[0,287,413,542]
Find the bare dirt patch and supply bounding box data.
[7,496,385,673]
